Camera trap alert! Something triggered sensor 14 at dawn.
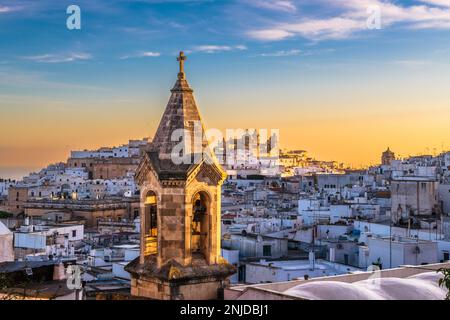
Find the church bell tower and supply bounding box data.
[125,52,235,300]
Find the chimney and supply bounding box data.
[309,250,315,269]
[329,247,336,262]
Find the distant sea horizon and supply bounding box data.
[0,166,40,181]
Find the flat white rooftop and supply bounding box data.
[392,176,437,181]
[250,259,348,271]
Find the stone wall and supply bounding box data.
[25,206,130,228]
[391,180,439,219]
[7,186,29,215]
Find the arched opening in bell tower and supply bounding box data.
[191,191,210,258]
[144,191,158,256]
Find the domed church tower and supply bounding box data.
[381,147,396,165]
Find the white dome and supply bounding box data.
[284,272,446,300]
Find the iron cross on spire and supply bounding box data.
[177,51,187,79]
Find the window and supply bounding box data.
[72,230,77,238]
[263,245,272,257]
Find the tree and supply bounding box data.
[0,211,13,219]
[0,273,15,300]
[438,268,450,300]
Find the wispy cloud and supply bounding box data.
[0,69,109,92]
[190,45,247,54]
[246,0,297,13]
[247,0,450,41]
[419,0,450,8]
[168,21,185,29]
[394,59,431,67]
[248,29,294,41]
[119,27,159,36]
[252,17,363,41]
[120,51,161,59]
[0,5,19,13]
[259,49,301,57]
[22,53,92,63]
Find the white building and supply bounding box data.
[222,233,288,259]
[245,258,361,284]
[298,199,329,224]
[391,177,439,221]
[354,221,450,263]
[64,167,89,179]
[298,199,352,224]
[14,223,84,258]
[70,138,148,159]
[112,146,129,158]
[361,236,438,269]
[0,180,14,196]
[29,185,61,199]
[111,245,140,280]
[355,221,444,241]
[128,138,149,157]
[71,149,114,159]
[103,178,137,197]
[221,248,239,284]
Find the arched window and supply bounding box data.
[144,191,158,255]
[191,191,210,258]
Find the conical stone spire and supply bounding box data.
[150,52,210,162]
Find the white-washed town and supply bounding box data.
[2,0,450,305]
[1,122,450,299]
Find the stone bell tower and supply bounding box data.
[125,52,235,300]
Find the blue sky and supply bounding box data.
[1,0,450,174]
